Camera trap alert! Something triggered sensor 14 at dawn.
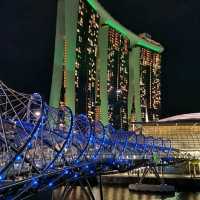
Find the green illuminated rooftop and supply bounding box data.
[86,0,164,53]
[86,0,97,11]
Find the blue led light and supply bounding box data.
[74,174,78,178]
[64,169,69,175]
[89,138,93,143]
[31,180,38,187]
[28,142,32,148]
[31,177,39,188]
[0,175,3,181]
[48,182,53,187]
[92,156,97,160]
[33,180,38,185]
[16,155,22,161]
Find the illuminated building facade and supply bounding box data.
[75,0,100,120]
[49,0,164,129]
[139,34,161,121]
[95,79,101,121]
[107,28,129,130]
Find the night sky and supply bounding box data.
[0,0,200,118]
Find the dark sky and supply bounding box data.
[99,0,200,117]
[0,0,56,99]
[0,0,200,118]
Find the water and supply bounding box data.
[51,186,200,200]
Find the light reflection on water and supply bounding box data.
[52,186,200,200]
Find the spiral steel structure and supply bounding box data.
[0,81,174,199]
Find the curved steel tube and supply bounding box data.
[0,82,175,199]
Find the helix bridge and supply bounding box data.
[0,81,178,199]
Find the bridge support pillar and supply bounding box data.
[129,162,175,193]
[54,179,96,200]
[138,164,164,185]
